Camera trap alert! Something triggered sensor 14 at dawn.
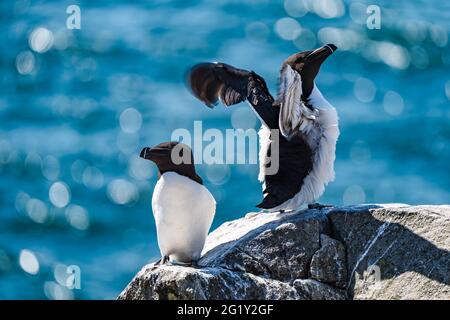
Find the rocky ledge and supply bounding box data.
[118,204,450,300]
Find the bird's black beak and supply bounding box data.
[304,44,337,65]
[285,43,337,100]
[140,147,151,159]
[140,147,170,160]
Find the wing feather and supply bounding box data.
[187,63,250,107]
[278,64,318,139]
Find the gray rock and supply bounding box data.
[309,234,347,288]
[118,205,450,300]
[328,204,450,299]
[198,210,329,282]
[119,264,300,300]
[293,279,347,300]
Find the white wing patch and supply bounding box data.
[258,124,271,183]
[278,65,318,140]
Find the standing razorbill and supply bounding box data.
[140,141,216,265]
[187,44,339,211]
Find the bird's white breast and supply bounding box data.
[152,172,216,262]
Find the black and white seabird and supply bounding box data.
[187,44,339,211]
[140,142,216,265]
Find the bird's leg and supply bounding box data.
[308,203,333,210]
[152,255,169,270]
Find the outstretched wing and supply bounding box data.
[188,62,317,210]
[187,62,279,129]
[187,63,250,107]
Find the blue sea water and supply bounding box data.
[0,0,449,299]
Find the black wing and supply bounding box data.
[188,62,250,107]
[187,62,279,129]
[188,62,313,209]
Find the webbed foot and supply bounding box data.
[308,203,333,210]
[168,259,198,268]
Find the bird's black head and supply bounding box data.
[140,141,203,184]
[283,43,337,99]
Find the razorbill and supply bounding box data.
[187,44,339,212]
[140,141,216,265]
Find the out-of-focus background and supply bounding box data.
[0,0,449,299]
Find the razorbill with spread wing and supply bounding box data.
[187,44,339,212]
[140,141,216,265]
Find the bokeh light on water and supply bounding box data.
[29,27,54,53]
[19,249,39,275]
[49,181,71,208]
[15,50,35,75]
[0,0,449,299]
